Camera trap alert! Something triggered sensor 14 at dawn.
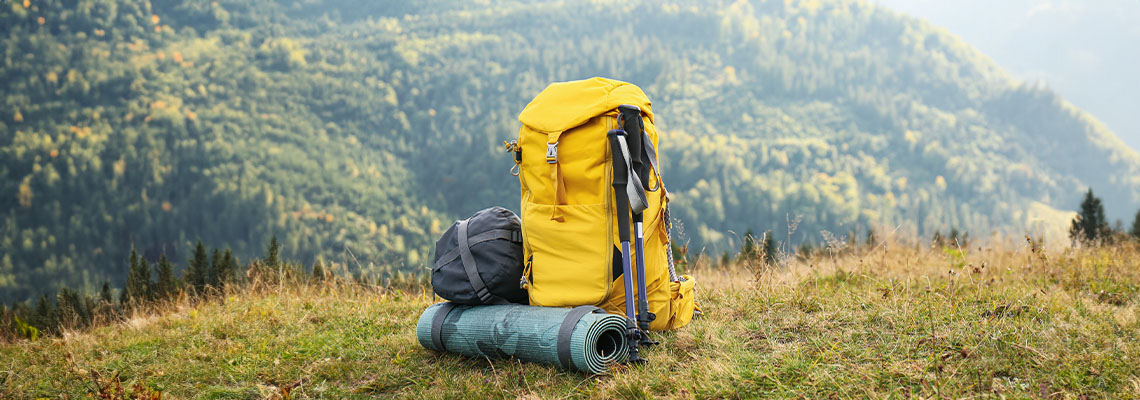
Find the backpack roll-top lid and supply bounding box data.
[518,77,654,133]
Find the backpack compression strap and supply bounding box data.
[430,302,458,352]
[557,305,607,369]
[433,227,522,271]
[457,219,511,305]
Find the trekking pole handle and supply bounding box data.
[618,105,646,184]
[608,129,631,243]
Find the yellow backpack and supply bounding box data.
[507,77,697,332]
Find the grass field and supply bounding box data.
[2,240,1139,399]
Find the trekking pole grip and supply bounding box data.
[608,129,631,242]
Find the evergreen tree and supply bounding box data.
[266,236,281,270]
[221,248,236,285]
[155,254,176,300]
[761,230,778,266]
[312,259,325,281]
[138,258,153,302]
[84,296,98,323]
[118,283,129,306]
[187,240,209,291]
[208,248,222,287]
[55,288,77,328]
[57,287,91,328]
[125,248,149,305]
[740,228,758,262]
[122,249,136,305]
[1130,210,1140,240]
[31,294,57,333]
[100,282,112,304]
[1070,189,1110,245]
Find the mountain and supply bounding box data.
[871,0,1140,153]
[3,0,1139,302]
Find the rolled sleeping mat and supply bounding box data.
[416,303,629,374]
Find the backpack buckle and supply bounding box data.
[545,142,558,164]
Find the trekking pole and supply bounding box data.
[608,128,646,364]
[618,105,657,345]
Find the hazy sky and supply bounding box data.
[873,0,1140,152]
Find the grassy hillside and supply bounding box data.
[3,241,1138,398]
[5,0,1140,303]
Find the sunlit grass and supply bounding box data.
[2,239,1138,398]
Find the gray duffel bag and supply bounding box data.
[431,206,528,305]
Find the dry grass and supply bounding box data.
[2,239,1139,399]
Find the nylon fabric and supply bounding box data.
[430,302,457,352]
[432,207,527,305]
[519,77,653,133]
[516,77,697,331]
[433,229,518,269]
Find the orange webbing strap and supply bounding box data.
[546,131,565,221]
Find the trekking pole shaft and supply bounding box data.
[620,241,636,323]
[634,215,651,331]
[609,128,645,363]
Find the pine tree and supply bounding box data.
[187,240,209,291]
[57,287,90,328]
[740,228,757,262]
[125,248,149,305]
[137,258,153,302]
[221,248,236,285]
[118,283,129,306]
[1130,209,1140,240]
[207,248,222,287]
[1070,189,1110,246]
[100,282,112,304]
[122,249,136,305]
[31,294,57,333]
[312,259,325,281]
[155,254,176,300]
[56,288,77,328]
[84,296,97,323]
[266,236,280,270]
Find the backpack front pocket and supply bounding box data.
[523,201,612,306]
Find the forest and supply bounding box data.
[3,0,1140,303]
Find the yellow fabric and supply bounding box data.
[516,77,697,331]
[519,77,654,133]
[665,275,698,329]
